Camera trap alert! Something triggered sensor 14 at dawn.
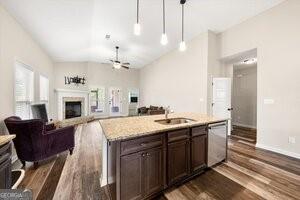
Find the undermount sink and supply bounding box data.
[155,118,195,125]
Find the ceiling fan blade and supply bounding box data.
[122,62,130,65]
[121,65,130,70]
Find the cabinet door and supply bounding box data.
[145,147,164,197]
[167,140,190,185]
[120,152,145,200]
[191,134,207,172]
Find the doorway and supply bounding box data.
[109,87,122,116]
[231,59,257,143]
[217,49,258,143]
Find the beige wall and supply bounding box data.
[232,66,257,128]
[53,62,140,117]
[218,0,300,157]
[0,5,54,133]
[140,31,221,114]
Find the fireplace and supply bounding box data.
[55,89,88,120]
[65,101,82,119]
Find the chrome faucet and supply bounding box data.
[165,106,173,119]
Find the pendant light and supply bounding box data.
[134,0,141,35]
[160,0,168,45]
[179,1,186,51]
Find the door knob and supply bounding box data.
[227,108,233,111]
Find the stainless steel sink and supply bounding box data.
[155,118,195,125]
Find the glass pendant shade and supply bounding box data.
[161,33,168,45]
[179,41,186,51]
[134,23,141,35]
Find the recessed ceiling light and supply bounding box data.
[105,34,111,40]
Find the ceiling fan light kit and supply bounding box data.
[110,46,130,70]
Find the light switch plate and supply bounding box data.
[289,136,296,144]
[264,99,275,104]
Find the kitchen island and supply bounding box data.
[100,113,228,200]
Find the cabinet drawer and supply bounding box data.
[168,129,189,143]
[0,143,11,158]
[121,134,164,156]
[191,126,207,137]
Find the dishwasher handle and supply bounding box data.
[208,122,227,129]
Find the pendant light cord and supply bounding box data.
[163,0,166,34]
[182,3,184,42]
[137,0,139,24]
[116,47,118,61]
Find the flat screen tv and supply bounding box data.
[130,97,138,103]
[31,104,48,122]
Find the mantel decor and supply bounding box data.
[65,76,86,86]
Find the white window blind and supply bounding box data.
[40,75,49,101]
[15,62,34,119]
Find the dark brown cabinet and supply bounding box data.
[120,146,164,200]
[167,139,190,185]
[191,126,207,173]
[0,142,12,189]
[167,128,190,185]
[144,147,164,197]
[120,152,144,200]
[191,134,207,172]
[110,123,223,200]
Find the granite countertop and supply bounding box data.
[100,113,228,141]
[0,135,15,146]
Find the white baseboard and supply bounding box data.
[233,123,256,129]
[256,143,300,159]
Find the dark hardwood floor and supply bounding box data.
[13,123,300,200]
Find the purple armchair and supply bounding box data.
[4,116,75,167]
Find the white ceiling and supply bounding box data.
[0,0,284,68]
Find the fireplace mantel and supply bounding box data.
[55,88,89,94]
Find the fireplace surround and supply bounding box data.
[55,89,89,120]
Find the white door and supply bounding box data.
[109,87,122,116]
[212,78,232,135]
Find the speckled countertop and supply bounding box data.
[0,135,15,146]
[100,113,228,141]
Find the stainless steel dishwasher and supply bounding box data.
[207,121,228,167]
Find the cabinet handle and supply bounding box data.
[142,153,145,157]
[140,143,147,146]
[146,153,150,156]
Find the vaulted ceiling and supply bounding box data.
[0,0,284,68]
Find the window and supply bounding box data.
[40,75,49,103]
[15,62,34,119]
[90,87,105,115]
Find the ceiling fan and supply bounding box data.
[110,46,130,69]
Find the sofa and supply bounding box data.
[138,106,165,115]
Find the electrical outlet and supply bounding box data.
[288,136,296,144]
